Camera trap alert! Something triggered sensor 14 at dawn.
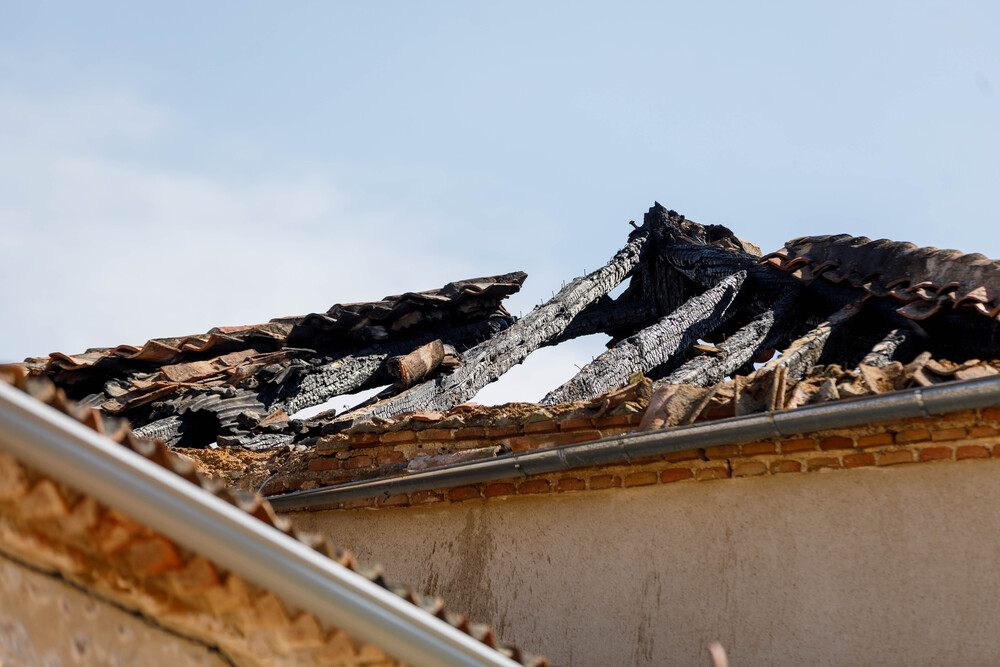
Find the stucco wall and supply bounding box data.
[291,459,1000,666]
[0,554,226,667]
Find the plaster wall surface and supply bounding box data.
[291,460,1000,666]
[0,554,226,667]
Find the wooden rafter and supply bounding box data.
[541,271,748,405]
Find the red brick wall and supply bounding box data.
[278,408,1000,511]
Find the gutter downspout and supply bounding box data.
[268,374,1000,512]
[0,382,520,667]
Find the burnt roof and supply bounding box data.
[17,202,1000,454]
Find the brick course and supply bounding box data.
[269,404,1000,512]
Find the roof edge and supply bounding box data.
[267,374,1000,511]
[0,381,520,667]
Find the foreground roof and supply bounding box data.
[0,368,544,666]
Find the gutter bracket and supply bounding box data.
[914,387,931,418]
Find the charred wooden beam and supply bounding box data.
[660,244,761,287]
[264,317,512,417]
[340,226,652,420]
[540,270,748,405]
[132,317,513,447]
[858,328,912,368]
[658,290,801,387]
[756,297,867,381]
[547,295,659,347]
[641,204,691,316]
[132,415,183,442]
[272,352,390,417]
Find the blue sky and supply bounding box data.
[2,2,999,407]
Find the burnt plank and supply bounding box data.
[541,270,748,405]
[659,290,800,387]
[340,225,652,420]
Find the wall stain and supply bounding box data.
[632,570,662,665]
[419,507,498,627]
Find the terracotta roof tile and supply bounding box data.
[0,367,547,666]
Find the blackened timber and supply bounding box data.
[135,317,514,447]
[642,205,688,316]
[541,271,748,405]
[658,290,800,387]
[133,415,183,442]
[756,297,867,381]
[858,328,911,368]
[547,296,659,347]
[265,317,513,416]
[341,226,652,420]
[273,353,389,417]
[661,245,795,311]
[662,244,760,285]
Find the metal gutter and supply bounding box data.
[0,382,520,667]
[268,374,1000,512]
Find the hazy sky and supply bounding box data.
[3,2,998,409]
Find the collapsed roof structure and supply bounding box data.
[8,201,1000,665]
[22,202,1000,454]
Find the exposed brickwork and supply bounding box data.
[807,457,841,472]
[377,494,410,507]
[858,433,893,449]
[376,451,406,466]
[346,432,379,447]
[623,471,658,487]
[342,455,373,470]
[819,436,854,451]
[379,430,416,444]
[741,441,777,456]
[559,417,593,431]
[523,420,558,434]
[447,486,481,502]
[842,452,876,468]
[703,445,739,459]
[662,449,702,463]
[877,450,914,466]
[416,428,454,441]
[918,447,953,462]
[307,457,338,471]
[771,460,802,474]
[484,482,516,498]
[265,396,1000,514]
[781,438,816,453]
[454,426,488,440]
[410,490,444,505]
[895,429,931,443]
[660,468,694,483]
[695,466,730,481]
[957,445,990,460]
[518,480,550,494]
[589,475,621,490]
[555,478,586,492]
[732,462,767,477]
[486,424,521,438]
